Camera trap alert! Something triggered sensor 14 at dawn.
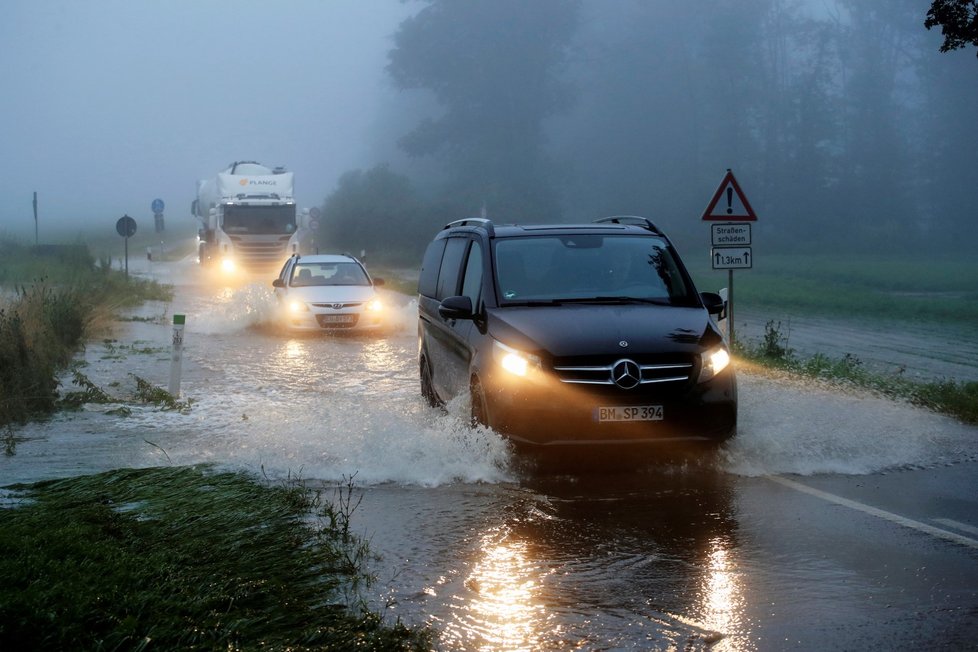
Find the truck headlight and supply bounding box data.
[698,346,731,383]
[220,258,236,273]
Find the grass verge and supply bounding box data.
[736,321,978,425]
[0,465,431,651]
[690,253,978,325]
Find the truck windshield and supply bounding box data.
[223,205,297,235]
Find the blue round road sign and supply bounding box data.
[151,198,165,213]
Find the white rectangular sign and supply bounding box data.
[712,247,752,269]
[711,223,751,246]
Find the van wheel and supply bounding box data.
[420,356,438,407]
[470,380,489,428]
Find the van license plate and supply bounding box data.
[595,406,664,422]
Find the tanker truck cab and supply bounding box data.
[194,161,311,274]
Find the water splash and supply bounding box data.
[720,372,978,477]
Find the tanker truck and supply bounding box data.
[192,161,311,272]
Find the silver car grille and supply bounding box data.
[311,302,363,309]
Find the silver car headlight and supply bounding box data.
[698,346,731,383]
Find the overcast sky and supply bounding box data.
[0,0,414,239]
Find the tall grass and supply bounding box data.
[0,285,87,425]
[0,238,172,427]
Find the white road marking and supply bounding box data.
[768,475,978,550]
[933,518,978,538]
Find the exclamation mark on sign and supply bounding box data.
[726,187,733,214]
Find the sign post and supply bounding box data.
[701,170,757,347]
[115,214,137,279]
[152,198,165,234]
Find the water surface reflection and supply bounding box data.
[367,465,754,650]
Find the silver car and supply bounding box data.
[272,254,386,332]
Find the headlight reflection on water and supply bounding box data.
[694,537,752,650]
[445,530,552,651]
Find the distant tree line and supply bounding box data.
[318,0,978,263]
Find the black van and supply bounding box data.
[417,217,737,449]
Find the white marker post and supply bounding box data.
[169,314,186,397]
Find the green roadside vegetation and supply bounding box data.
[0,465,430,650]
[0,238,172,428]
[689,253,978,325]
[734,320,978,425]
[687,253,978,425]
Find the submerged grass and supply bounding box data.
[0,465,431,651]
[736,321,978,425]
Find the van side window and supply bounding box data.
[435,238,468,300]
[460,242,483,309]
[419,239,447,298]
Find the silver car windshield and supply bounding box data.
[290,262,369,287]
[493,235,696,305]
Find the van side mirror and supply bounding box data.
[700,291,726,317]
[438,295,474,321]
[272,279,285,288]
[372,277,386,287]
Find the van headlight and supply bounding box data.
[698,346,731,383]
[492,340,541,378]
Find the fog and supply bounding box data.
[2,1,976,257]
[0,0,413,238]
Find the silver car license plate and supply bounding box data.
[321,314,356,323]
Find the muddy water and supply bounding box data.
[3,258,978,649]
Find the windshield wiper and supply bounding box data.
[555,296,674,306]
[503,299,562,307]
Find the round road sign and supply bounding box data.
[151,198,165,214]
[116,214,137,237]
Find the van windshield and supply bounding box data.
[493,235,696,305]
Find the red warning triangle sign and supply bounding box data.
[702,170,757,221]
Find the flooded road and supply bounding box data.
[3,258,978,650]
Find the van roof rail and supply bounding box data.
[594,215,665,236]
[444,217,495,237]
